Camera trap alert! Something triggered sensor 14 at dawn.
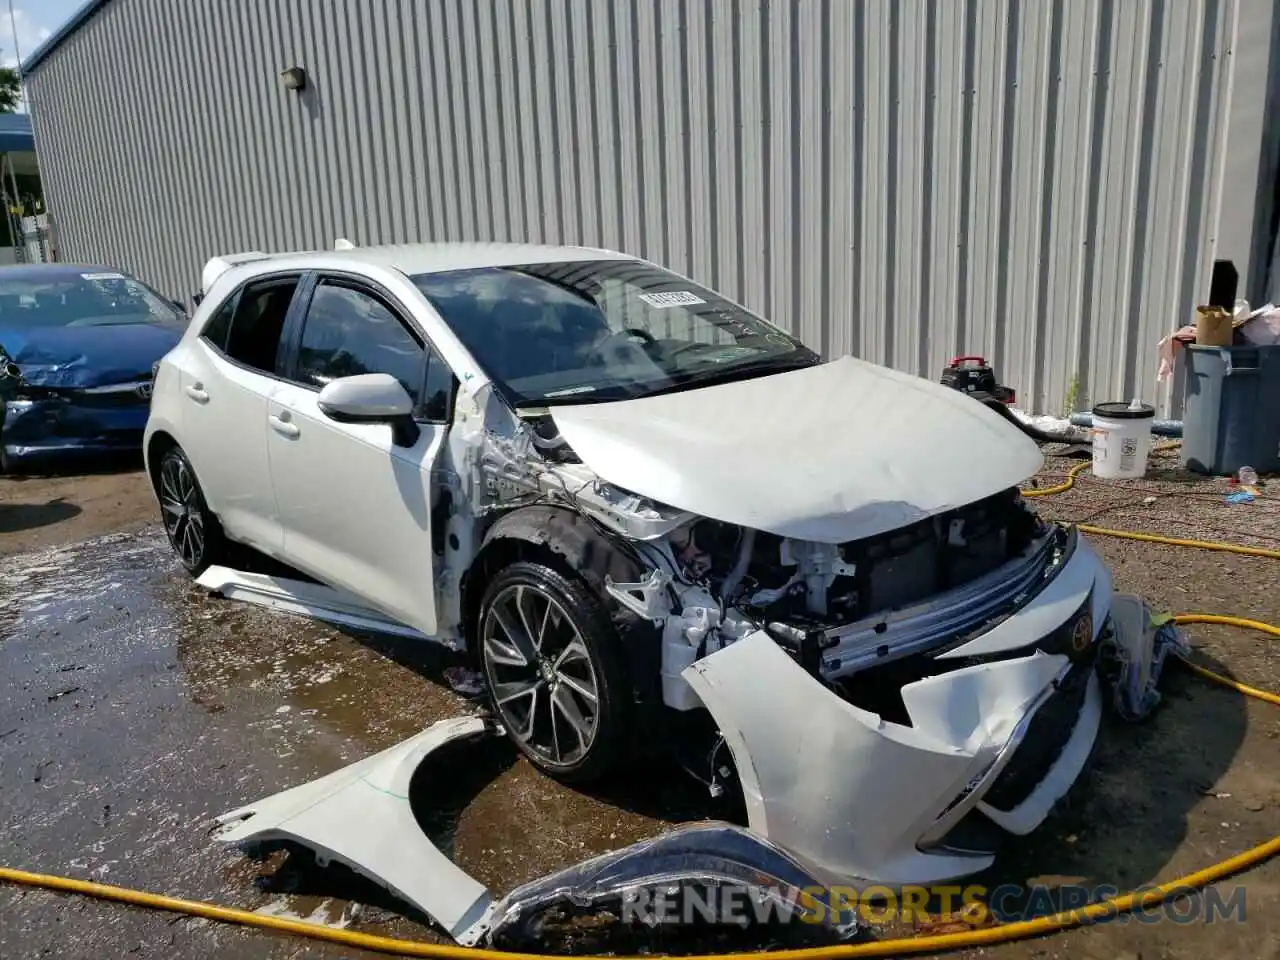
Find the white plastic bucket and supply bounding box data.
[1091,401,1156,479]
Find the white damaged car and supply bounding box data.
[146,241,1119,889]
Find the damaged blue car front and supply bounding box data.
[0,264,186,471]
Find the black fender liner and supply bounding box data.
[463,504,664,724]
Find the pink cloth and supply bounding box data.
[1156,324,1197,381]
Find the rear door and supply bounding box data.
[265,274,457,635]
[177,273,304,555]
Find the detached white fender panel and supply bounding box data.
[214,715,499,944]
[682,631,1101,886]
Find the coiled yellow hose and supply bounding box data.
[2,447,1276,958]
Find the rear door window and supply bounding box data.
[200,295,237,353]
[223,277,300,375]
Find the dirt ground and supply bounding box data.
[0,456,156,555]
[1,444,1279,959]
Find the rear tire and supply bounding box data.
[478,561,630,783]
[156,445,224,576]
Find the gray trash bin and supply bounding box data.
[1181,344,1280,475]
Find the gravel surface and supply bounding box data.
[1030,443,1280,552]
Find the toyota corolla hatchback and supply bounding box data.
[146,241,1116,885]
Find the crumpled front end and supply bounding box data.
[0,322,172,465]
[338,365,1166,898]
[680,532,1116,886]
[3,384,153,463]
[457,398,1130,886]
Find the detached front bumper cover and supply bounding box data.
[682,629,1103,886]
[680,531,1119,887]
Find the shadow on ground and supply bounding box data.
[0,496,82,534]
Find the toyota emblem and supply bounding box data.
[1070,613,1094,655]
[136,382,154,399]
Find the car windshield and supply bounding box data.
[411,259,822,406]
[0,271,183,329]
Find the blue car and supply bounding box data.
[0,263,187,471]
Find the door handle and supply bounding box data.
[184,383,210,404]
[269,413,300,438]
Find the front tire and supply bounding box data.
[157,445,224,575]
[478,561,630,783]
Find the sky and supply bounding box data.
[4,2,75,67]
[3,1,82,109]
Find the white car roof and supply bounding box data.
[200,241,636,294]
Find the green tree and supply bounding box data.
[0,61,20,113]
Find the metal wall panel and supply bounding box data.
[25,0,1275,415]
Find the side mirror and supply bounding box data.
[317,373,420,446]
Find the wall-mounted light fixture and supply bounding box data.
[280,67,307,92]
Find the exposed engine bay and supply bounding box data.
[448,399,1065,726]
[662,486,1042,625]
[488,410,1046,621]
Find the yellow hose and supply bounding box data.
[1020,459,1093,498]
[2,445,1277,958]
[1021,440,1182,498]
[1075,526,1280,559]
[1021,442,1280,560]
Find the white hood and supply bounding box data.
[547,355,1044,544]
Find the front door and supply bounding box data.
[265,276,454,636]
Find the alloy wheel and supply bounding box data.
[481,583,600,768]
[159,453,206,569]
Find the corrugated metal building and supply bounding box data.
[22,0,1280,415]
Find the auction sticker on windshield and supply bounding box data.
[639,291,705,309]
[81,272,127,281]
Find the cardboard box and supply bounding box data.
[1195,305,1234,347]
